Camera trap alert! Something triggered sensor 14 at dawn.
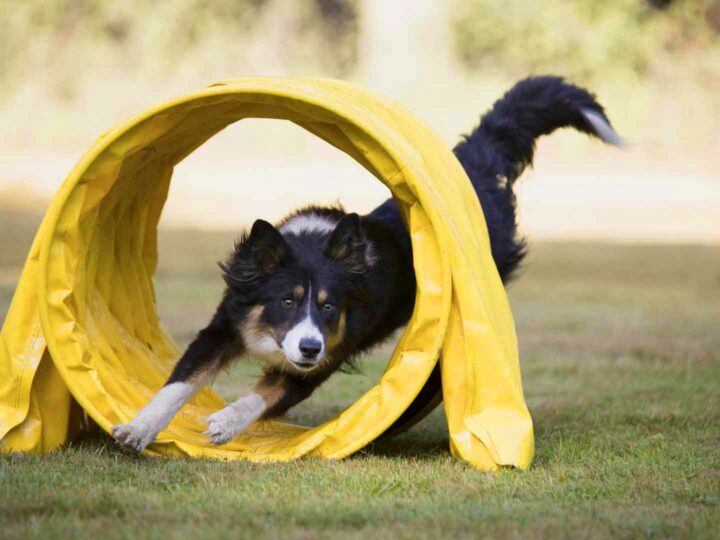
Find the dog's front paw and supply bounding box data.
[112,422,158,452]
[204,393,265,445]
[204,412,242,446]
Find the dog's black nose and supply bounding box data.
[299,338,322,360]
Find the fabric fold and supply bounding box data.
[0,78,533,470]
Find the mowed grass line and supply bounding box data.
[1,213,719,539]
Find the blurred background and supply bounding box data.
[1,0,718,241]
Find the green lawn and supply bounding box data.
[1,211,718,539]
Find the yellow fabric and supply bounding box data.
[0,78,533,470]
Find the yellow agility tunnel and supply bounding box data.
[0,78,534,470]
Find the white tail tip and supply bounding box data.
[581,109,625,147]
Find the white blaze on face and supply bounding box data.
[279,213,337,236]
[281,285,325,365]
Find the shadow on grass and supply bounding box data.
[64,403,453,464]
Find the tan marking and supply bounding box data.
[254,382,284,407]
[328,243,347,260]
[326,310,346,350]
[293,285,305,299]
[262,354,287,372]
[277,323,290,339]
[240,305,276,340]
[240,306,283,365]
[317,289,328,304]
[249,305,264,321]
[187,358,221,386]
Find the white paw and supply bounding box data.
[204,393,265,445]
[111,422,159,452]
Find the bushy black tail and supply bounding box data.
[452,76,621,281]
[454,75,622,188]
[381,78,622,437]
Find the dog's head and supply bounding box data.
[220,212,374,374]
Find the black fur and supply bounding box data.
[451,75,618,280]
[167,76,621,432]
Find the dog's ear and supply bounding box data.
[246,219,287,272]
[325,213,371,274]
[220,220,286,290]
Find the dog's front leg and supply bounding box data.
[112,308,239,452]
[205,370,323,445]
[203,392,267,445]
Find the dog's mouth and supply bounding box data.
[287,359,321,371]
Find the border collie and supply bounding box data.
[113,76,621,451]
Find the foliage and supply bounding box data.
[0,0,360,100]
[450,0,720,83]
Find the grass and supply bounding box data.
[1,211,719,539]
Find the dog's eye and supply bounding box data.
[322,302,335,314]
[281,298,295,309]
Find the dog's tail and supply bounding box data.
[385,78,622,437]
[453,75,623,188]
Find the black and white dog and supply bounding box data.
[113,76,621,451]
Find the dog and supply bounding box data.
[112,76,621,451]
